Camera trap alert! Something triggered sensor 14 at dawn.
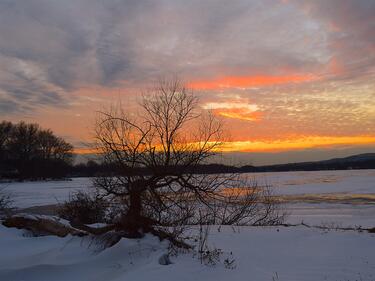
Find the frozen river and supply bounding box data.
[2,169,375,227]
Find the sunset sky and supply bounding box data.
[0,0,374,165]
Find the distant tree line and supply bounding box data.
[71,161,240,177]
[0,121,73,180]
[71,156,375,177]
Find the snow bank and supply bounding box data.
[0,224,374,281]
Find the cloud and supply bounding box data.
[290,0,375,81]
[202,101,261,121]
[216,108,262,122]
[0,0,373,153]
[190,74,317,90]
[0,55,67,113]
[0,98,23,113]
[0,0,330,98]
[218,135,375,152]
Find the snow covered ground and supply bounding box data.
[0,224,374,281]
[1,170,375,280]
[2,169,375,227]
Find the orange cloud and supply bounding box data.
[215,108,262,121]
[327,56,344,76]
[218,136,375,152]
[202,101,261,121]
[190,74,317,90]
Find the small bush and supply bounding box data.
[58,191,108,225]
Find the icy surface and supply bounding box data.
[0,177,92,208]
[1,170,375,227]
[251,169,375,195]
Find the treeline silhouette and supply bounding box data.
[71,153,375,177]
[0,121,73,180]
[71,161,241,177]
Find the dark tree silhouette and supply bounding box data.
[0,121,13,174]
[92,79,284,241]
[0,121,73,179]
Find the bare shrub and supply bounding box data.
[58,191,108,225]
[195,211,236,268]
[196,177,286,227]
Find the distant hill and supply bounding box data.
[239,153,375,173]
[321,153,375,164]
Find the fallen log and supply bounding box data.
[2,215,87,237]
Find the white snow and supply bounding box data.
[0,224,374,281]
[286,203,375,227]
[1,170,375,280]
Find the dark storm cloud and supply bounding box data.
[0,0,93,113]
[0,98,21,113]
[0,0,91,88]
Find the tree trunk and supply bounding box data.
[119,188,145,237]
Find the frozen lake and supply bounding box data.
[2,169,375,227]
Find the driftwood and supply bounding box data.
[2,215,87,237]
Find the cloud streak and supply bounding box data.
[190,74,317,89]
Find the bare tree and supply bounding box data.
[0,121,73,179]
[0,121,13,175]
[38,129,73,162]
[92,78,284,242]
